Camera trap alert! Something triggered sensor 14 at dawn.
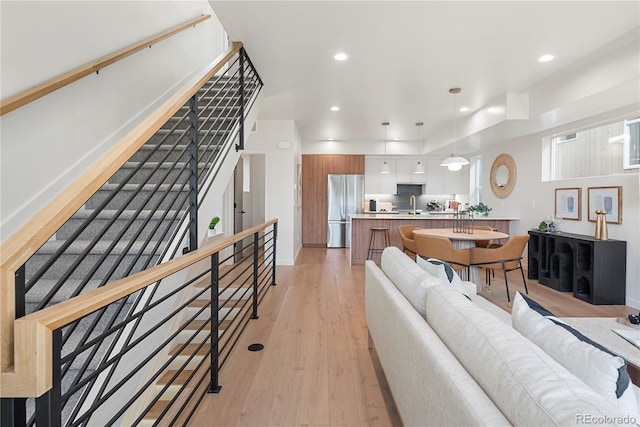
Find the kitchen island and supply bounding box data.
[350,213,518,264]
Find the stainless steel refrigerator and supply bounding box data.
[327,174,365,248]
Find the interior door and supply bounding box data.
[234,159,245,261]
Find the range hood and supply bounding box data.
[396,183,424,196]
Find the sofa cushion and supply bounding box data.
[511,292,640,419]
[416,256,476,297]
[426,285,626,425]
[381,247,445,317]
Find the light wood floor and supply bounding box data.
[190,248,637,426]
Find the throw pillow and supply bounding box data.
[416,256,474,297]
[511,292,640,419]
[416,256,460,284]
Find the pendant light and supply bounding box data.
[440,87,469,171]
[380,121,390,174]
[413,122,425,174]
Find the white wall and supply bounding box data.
[1,0,227,242]
[479,126,640,309]
[244,119,301,265]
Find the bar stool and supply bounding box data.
[367,227,390,260]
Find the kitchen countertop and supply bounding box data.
[351,213,519,220]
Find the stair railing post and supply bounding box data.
[235,49,245,152]
[252,232,259,319]
[1,266,27,427]
[188,94,199,252]
[208,252,221,393]
[34,329,62,427]
[271,222,277,286]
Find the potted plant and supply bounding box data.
[208,216,220,237]
[469,202,492,217]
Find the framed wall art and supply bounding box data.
[555,187,581,220]
[587,186,622,223]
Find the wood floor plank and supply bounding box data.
[190,248,633,426]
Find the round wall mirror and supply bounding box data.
[490,154,516,198]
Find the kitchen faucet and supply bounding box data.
[409,195,416,216]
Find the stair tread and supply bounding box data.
[185,319,232,331]
[188,299,244,309]
[168,343,210,357]
[68,209,180,220]
[36,238,164,255]
[99,182,190,192]
[157,369,194,386]
[144,400,170,420]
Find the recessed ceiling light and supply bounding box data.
[328,137,334,141]
[334,52,349,61]
[330,106,340,111]
[459,106,469,112]
[538,54,554,63]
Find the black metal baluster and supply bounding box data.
[209,252,221,393]
[188,94,199,252]
[34,329,62,427]
[252,232,259,319]
[236,50,245,152]
[272,223,278,286]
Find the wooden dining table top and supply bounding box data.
[413,227,509,241]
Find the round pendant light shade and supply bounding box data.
[441,88,469,171]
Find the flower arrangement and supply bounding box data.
[468,202,492,217]
[426,200,442,211]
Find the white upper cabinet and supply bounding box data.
[365,157,396,194]
[425,158,469,195]
[396,158,427,184]
[365,155,468,195]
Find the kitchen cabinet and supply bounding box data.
[395,158,427,184]
[301,154,365,247]
[425,158,468,195]
[365,157,396,194]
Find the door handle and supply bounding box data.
[240,210,246,214]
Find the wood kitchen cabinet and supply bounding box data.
[301,155,365,247]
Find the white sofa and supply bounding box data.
[365,247,636,426]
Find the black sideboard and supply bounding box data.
[527,230,626,305]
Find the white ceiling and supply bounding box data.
[211,1,640,154]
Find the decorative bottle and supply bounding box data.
[599,210,608,241]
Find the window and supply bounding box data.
[624,117,640,169]
[546,116,639,180]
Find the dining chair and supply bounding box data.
[398,225,418,259]
[414,234,470,279]
[473,225,497,248]
[469,235,530,306]
[473,225,500,283]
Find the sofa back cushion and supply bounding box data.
[381,247,445,317]
[426,285,626,425]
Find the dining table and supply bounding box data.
[413,227,509,291]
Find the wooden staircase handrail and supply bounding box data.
[0,15,211,116]
[1,218,277,397]
[0,41,243,383]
